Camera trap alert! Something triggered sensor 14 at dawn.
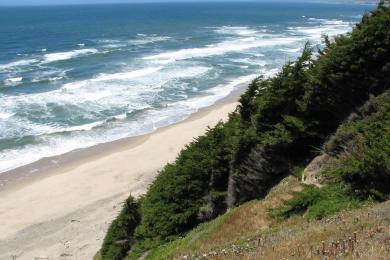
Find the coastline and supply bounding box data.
[0,85,245,260]
[0,85,245,193]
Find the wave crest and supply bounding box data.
[43,48,99,63]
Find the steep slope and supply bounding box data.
[98,2,390,259]
[145,88,390,259]
[150,193,390,259]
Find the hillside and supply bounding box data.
[97,1,390,259]
[147,176,390,259]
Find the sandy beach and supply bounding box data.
[0,91,241,260]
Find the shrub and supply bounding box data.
[100,196,141,260]
[276,92,390,220]
[275,184,362,220]
[134,121,238,245]
[323,92,390,200]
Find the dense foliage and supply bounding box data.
[100,196,140,260]
[100,2,390,259]
[276,91,390,220]
[229,1,390,207]
[325,93,390,199]
[274,183,362,220]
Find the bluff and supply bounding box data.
[97,1,390,259]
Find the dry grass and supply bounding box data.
[175,200,390,260]
[148,176,303,259]
[149,175,389,259]
[197,176,302,250]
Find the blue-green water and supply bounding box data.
[0,2,371,173]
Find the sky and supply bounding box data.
[0,0,328,7]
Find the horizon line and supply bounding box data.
[0,0,376,8]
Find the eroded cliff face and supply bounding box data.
[227,145,291,208]
[302,154,330,187]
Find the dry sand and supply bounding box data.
[0,94,240,260]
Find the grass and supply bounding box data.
[146,176,390,259]
[192,200,390,260]
[273,183,363,220]
[147,176,303,259]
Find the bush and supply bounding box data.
[275,184,362,220]
[134,120,238,245]
[100,196,141,260]
[276,92,390,220]
[323,92,390,200]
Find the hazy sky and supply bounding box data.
[0,0,319,7]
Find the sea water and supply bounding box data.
[0,2,372,173]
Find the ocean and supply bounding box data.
[0,2,372,173]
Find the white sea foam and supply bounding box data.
[0,59,38,72]
[113,113,128,120]
[128,34,171,45]
[231,57,267,67]
[170,74,256,114]
[0,65,211,142]
[307,18,350,26]
[151,58,177,65]
[0,135,102,173]
[63,121,104,132]
[49,76,65,82]
[95,67,163,81]
[214,26,258,36]
[0,67,204,173]
[3,77,23,86]
[293,26,350,38]
[103,43,127,49]
[280,47,302,53]
[0,65,209,116]
[32,76,65,83]
[208,74,257,96]
[61,67,163,90]
[43,48,99,63]
[0,70,255,173]
[0,112,14,119]
[144,36,300,63]
[289,19,352,42]
[97,39,121,43]
[307,17,328,22]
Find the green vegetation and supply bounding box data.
[148,193,390,259]
[100,196,140,260]
[277,91,390,220]
[275,183,362,220]
[324,93,390,200]
[134,121,238,241]
[100,1,390,259]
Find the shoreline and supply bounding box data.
[0,85,245,260]
[0,85,245,193]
